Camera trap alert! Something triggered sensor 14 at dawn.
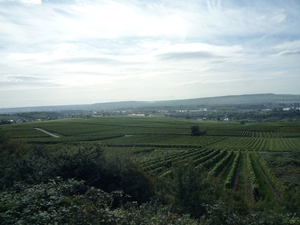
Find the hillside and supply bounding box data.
[1,93,300,113]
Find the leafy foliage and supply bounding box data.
[224,151,240,188]
[208,151,233,177]
[191,125,201,136]
[0,133,155,204]
[246,151,259,196]
[0,178,120,224]
[0,178,200,225]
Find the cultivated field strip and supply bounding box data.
[193,149,221,167]
[207,129,300,138]
[211,137,300,151]
[197,149,228,170]
[141,147,285,202]
[255,152,286,197]
[141,148,231,174]
[224,151,241,188]
[246,151,259,196]
[142,148,212,173]
[102,135,227,147]
[208,151,234,177]
[141,148,204,169]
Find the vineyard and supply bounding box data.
[137,147,287,202]
[1,116,299,203]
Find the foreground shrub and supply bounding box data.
[0,178,123,224]
[0,178,199,225]
[0,134,156,204]
[50,144,105,186]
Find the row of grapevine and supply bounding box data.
[212,137,257,150]
[207,129,252,137]
[197,150,228,169]
[142,148,217,173]
[157,150,228,177]
[255,153,287,197]
[212,137,300,151]
[246,152,259,195]
[207,129,300,138]
[189,148,215,161]
[224,151,240,188]
[237,124,281,132]
[208,151,234,177]
[143,148,227,174]
[277,126,300,133]
[193,149,220,167]
[162,136,227,147]
[141,149,194,167]
[255,131,300,138]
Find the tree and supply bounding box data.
[191,126,201,136]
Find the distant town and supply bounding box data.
[1,100,300,125]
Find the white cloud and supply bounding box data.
[0,0,299,107]
[0,0,41,4]
[274,40,300,50]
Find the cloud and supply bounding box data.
[274,40,300,50]
[0,0,41,4]
[158,51,218,60]
[153,42,243,62]
[55,57,124,65]
[275,50,300,56]
[0,74,60,90]
[0,0,300,107]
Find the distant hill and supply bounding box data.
[90,94,300,109]
[1,94,300,113]
[152,93,300,107]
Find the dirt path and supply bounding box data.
[35,128,60,138]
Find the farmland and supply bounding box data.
[1,116,300,223]
[2,117,299,191]
[2,117,300,149]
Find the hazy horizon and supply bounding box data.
[1,93,300,110]
[1,0,300,108]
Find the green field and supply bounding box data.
[2,117,300,150]
[1,116,299,203]
[1,116,300,224]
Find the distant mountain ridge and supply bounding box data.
[1,94,300,113]
[90,93,300,109]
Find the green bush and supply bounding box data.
[0,178,200,225]
[50,144,105,186]
[0,178,124,224]
[0,132,156,204]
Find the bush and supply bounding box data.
[50,144,105,186]
[0,178,199,225]
[0,133,156,204]
[0,178,125,224]
[171,162,217,219]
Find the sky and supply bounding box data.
[0,0,300,108]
